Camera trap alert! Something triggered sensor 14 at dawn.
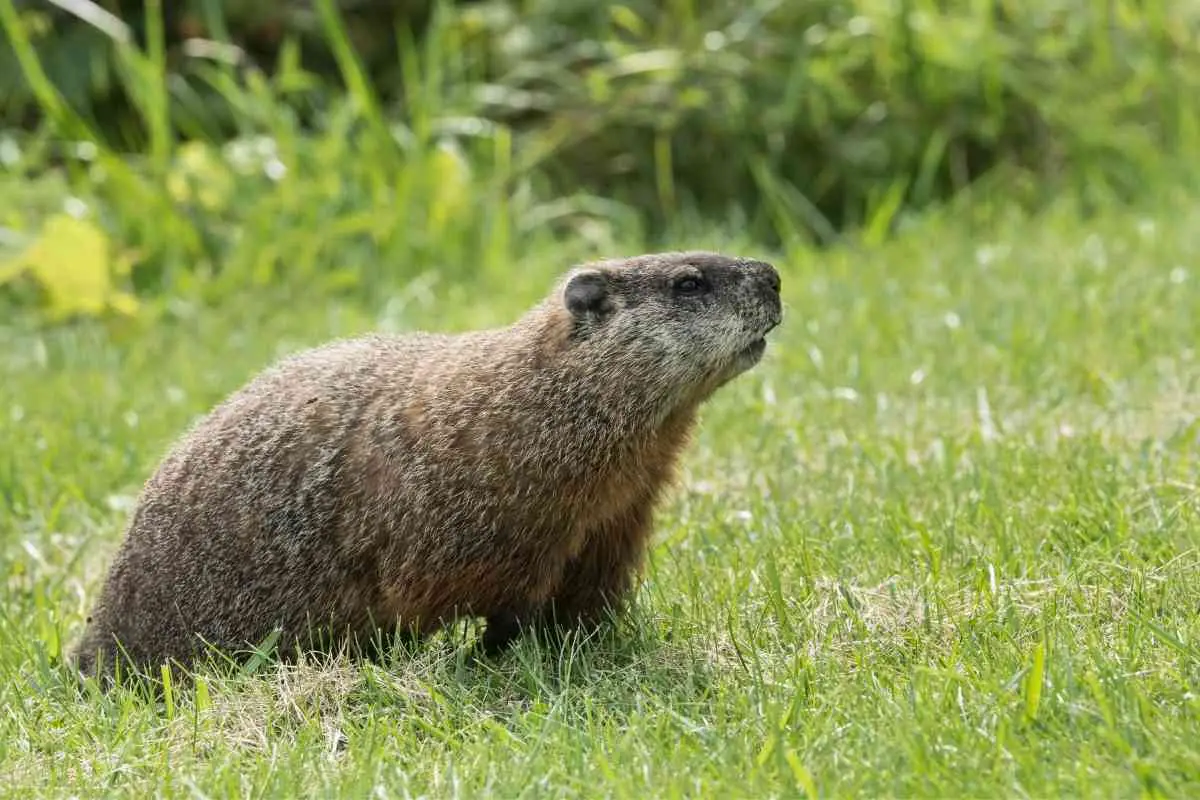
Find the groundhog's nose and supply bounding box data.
[765,265,781,295]
[744,257,782,298]
[742,259,781,295]
[746,260,783,334]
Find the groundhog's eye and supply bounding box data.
[673,274,708,296]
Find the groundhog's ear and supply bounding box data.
[563,270,613,319]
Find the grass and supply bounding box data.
[3,2,1198,795]
[1,188,1198,796]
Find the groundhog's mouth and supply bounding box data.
[737,337,768,363]
[733,317,778,367]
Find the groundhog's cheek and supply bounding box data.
[702,315,747,354]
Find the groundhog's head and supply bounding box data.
[559,251,783,400]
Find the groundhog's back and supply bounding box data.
[74,327,555,668]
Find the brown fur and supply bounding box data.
[70,251,782,678]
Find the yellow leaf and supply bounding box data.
[106,291,140,317]
[5,213,138,319]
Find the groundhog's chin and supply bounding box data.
[732,334,769,369]
[740,336,768,362]
[709,336,769,385]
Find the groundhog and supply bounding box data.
[70,251,782,679]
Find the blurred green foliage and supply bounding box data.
[1,0,1199,320]
[8,0,1200,227]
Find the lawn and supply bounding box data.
[1,195,1198,797]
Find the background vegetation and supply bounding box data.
[3,0,1200,320]
[1,0,1198,797]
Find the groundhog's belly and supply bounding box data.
[370,526,575,630]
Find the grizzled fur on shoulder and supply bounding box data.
[71,251,783,679]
